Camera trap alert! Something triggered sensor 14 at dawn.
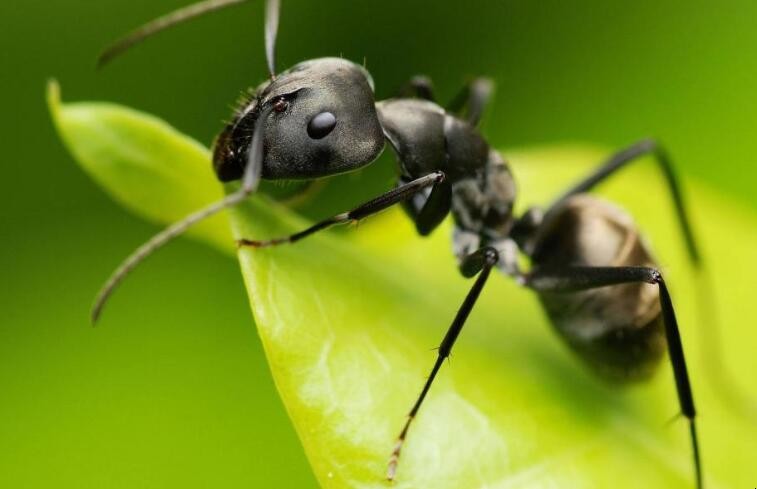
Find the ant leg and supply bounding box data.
[397,75,436,101]
[546,139,700,264]
[237,171,446,248]
[387,246,499,481]
[397,176,452,236]
[525,266,703,489]
[446,77,494,126]
[546,142,757,422]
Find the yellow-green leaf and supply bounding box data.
[47,79,232,254]
[49,81,757,488]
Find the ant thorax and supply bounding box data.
[377,98,516,242]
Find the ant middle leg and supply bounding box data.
[387,246,499,481]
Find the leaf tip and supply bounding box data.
[46,78,61,106]
[46,78,63,125]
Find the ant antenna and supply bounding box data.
[97,0,282,76]
[91,106,273,324]
[97,0,249,68]
[265,0,280,78]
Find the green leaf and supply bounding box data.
[47,79,232,254]
[49,81,757,488]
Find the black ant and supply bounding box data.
[93,0,703,486]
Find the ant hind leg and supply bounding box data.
[525,265,703,489]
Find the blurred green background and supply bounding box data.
[2,0,756,487]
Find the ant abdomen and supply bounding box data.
[530,195,667,381]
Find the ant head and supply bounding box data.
[213,58,385,181]
[97,1,386,183]
[91,1,389,323]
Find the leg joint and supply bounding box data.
[482,246,499,266]
[647,267,663,285]
[459,245,499,277]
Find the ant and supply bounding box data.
[93,0,703,486]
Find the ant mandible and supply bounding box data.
[92,0,703,486]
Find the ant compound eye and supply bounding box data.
[307,111,337,139]
[273,97,288,113]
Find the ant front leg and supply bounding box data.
[397,75,436,102]
[398,76,494,126]
[237,172,445,248]
[446,77,494,127]
[397,175,452,236]
[525,266,703,489]
[387,246,499,481]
